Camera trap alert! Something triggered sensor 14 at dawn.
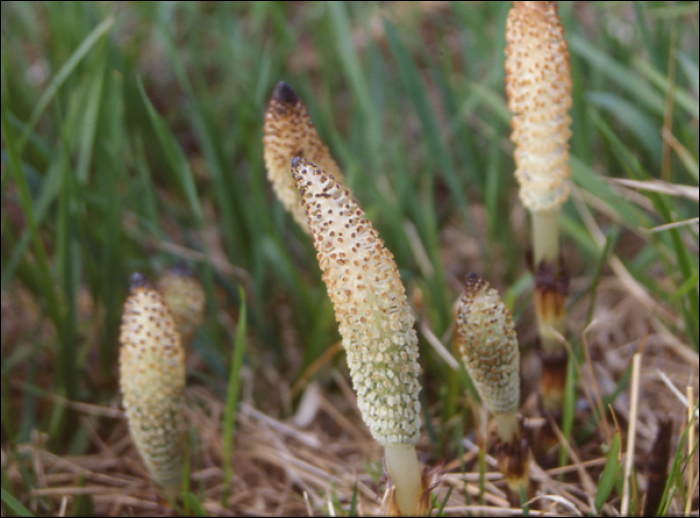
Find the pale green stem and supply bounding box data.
[385,444,423,516]
[494,412,520,444]
[531,209,560,266]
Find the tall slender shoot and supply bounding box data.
[505,0,572,413]
[292,157,427,516]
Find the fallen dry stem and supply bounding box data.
[544,415,597,499]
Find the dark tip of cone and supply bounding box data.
[291,157,302,169]
[130,272,153,290]
[465,272,481,284]
[272,81,299,105]
[169,263,193,277]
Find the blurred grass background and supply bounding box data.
[1,1,698,516]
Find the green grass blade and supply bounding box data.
[222,288,247,506]
[435,486,453,517]
[591,110,699,347]
[18,15,115,151]
[131,134,161,237]
[137,77,222,352]
[659,416,696,515]
[384,22,469,215]
[677,52,699,98]
[633,56,699,119]
[671,270,700,301]
[348,482,358,517]
[519,484,530,517]
[1,160,63,290]
[602,361,633,410]
[632,2,661,72]
[586,228,620,327]
[467,82,511,126]
[0,93,63,347]
[570,155,641,228]
[586,92,661,164]
[569,33,665,117]
[95,70,126,374]
[1,488,34,517]
[75,47,107,184]
[55,153,78,400]
[137,79,204,225]
[326,2,376,142]
[182,492,208,517]
[156,26,250,263]
[595,432,621,513]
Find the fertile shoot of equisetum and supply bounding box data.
[456,273,530,496]
[119,273,186,501]
[157,266,206,347]
[505,0,572,413]
[291,157,427,516]
[263,81,345,233]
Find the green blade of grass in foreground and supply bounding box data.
[1,488,35,517]
[348,482,358,517]
[435,486,453,517]
[222,288,247,506]
[183,492,209,517]
[559,354,578,468]
[595,432,621,514]
[659,415,698,516]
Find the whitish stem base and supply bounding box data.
[385,445,423,516]
[494,413,520,444]
[532,210,560,266]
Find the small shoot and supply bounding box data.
[119,273,186,501]
[292,158,428,516]
[263,81,344,233]
[157,266,206,347]
[456,273,530,497]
